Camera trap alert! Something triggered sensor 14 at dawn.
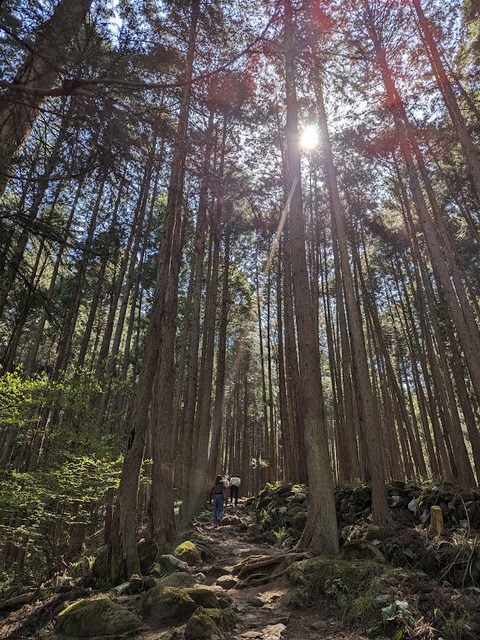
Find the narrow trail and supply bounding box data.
[0,501,369,639]
[192,501,368,640]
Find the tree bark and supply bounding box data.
[283,0,339,554]
[311,65,391,524]
[207,230,231,481]
[0,0,92,195]
[411,0,480,201]
[109,0,199,581]
[147,0,200,553]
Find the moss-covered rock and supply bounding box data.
[184,587,221,608]
[158,572,197,588]
[340,539,385,562]
[343,522,480,589]
[55,597,142,637]
[153,554,189,576]
[215,590,234,609]
[291,510,307,533]
[351,484,372,508]
[138,538,158,574]
[138,586,197,625]
[286,555,479,638]
[287,557,383,603]
[184,607,237,639]
[360,524,396,543]
[343,592,390,628]
[173,540,201,566]
[91,546,109,584]
[255,483,293,511]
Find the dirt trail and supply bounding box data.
[0,502,368,639]
[195,502,368,640]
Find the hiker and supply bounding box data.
[222,474,230,506]
[210,474,227,527]
[229,474,241,506]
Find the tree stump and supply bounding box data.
[428,505,444,537]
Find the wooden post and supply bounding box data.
[428,505,444,537]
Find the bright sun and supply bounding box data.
[300,124,320,150]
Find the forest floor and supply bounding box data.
[0,499,368,639]
[178,501,369,640]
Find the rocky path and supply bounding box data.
[0,501,369,639]
[194,503,368,640]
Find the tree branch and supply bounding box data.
[0,7,281,99]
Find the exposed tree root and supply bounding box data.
[233,551,311,587]
[0,591,37,613]
[191,539,216,561]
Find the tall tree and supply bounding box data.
[410,0,480,201]
[109,0,200,581]
[310,62,392,523]
[283,0,339,555]
[0,0,92,195]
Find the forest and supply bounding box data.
[1,0,480,612]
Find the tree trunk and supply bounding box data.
[207,230,231,480]
[177,109,215,512]
[77,184,123,368]
[372,33,480,409]
[54,175,105,375]
[283,0,339,554]
[411,0,480,201]
[311,65,391,524]
[109,0,199,579]
[147,0,200,553]
[0,0,92,195]
[24,175,85,374]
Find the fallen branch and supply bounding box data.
[0,591,37,613]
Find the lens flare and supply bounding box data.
[300,124,320,150]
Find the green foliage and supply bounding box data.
[381,600,412,625]
[434,610,470,640]
[272,526,288,546]
[0,367,55,429]
[0,366,129,463]
[0,367,124,578]
[68,555,96,578]
[0,454,121,572]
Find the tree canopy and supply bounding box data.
[1,0,480,582]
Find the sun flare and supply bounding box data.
[300,124,320,150]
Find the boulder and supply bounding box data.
[173,541,201,566]
[215,590,233,609]
[159,572,197,588]
[138,586,196,625]
[138,538,159,574]
[55,597,142,637]
[91,547,109,585]
[153,554,189,575]
[215,574,238,589]
[184,607,237,640]
[291,511,307,532]
[184,587,221,608]
[351,484,372,508]
[340,539,385,562]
